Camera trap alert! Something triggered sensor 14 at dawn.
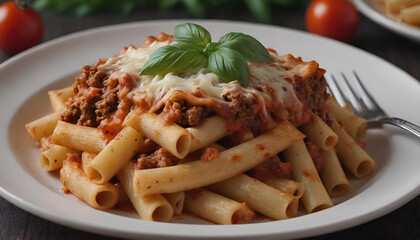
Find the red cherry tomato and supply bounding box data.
[0,1,44,55]
[305,0,359,42]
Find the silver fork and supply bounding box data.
[327,70,420,138]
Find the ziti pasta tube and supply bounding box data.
[319,149,350,197]
[300,115,338,151]
[133,121,304,196]
[283,140,333,213]
[60,157,119,210]
[25,112,60,141]
[209,174,299,220]
[326,96,367,140]
[40,144,77,171]
[48,86,75,112]
[124,111,191,159]
[184,188,254,224]
[117,161,174,222]
[86,126,144,184]
[52,121,107,153]
[263,178,305,198]
[331,123,375,178]
[163,192,185,215]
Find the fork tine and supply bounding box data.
[326,78,337,99]
[326,71,420,138]
[352,70,383,111]
[340,72,368,113]
[327,74,349,106]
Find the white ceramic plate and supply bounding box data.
[353,0,420,42]
[1,20,420,240]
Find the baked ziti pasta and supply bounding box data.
[378,0,420,26]
[25,23,375,224]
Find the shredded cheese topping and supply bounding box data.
[98,40,303,114]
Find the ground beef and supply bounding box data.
[61,59,131,128]
[222,73,329,130]
[61,101,81,124]
[159,100,211,127]
[248,155,291,181]
[135,148,179,169]
[141,138,160,153]
[77,91,101,126]
[295,74,329,122]
[94,92,119,123]
[88,70,106,88]
[74,62,107,93]
[227,92,258,125]
[62,88,102,126]
[200,147,219,162]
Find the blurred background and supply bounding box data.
[0,0,419,239]
[0,0,419,73]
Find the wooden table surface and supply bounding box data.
[1,2,420,240]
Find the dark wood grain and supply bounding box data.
[1,2,419,239]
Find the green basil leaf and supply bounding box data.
[140,44,207,75]
[218,32,271,62]
[174,23,211,47]
[207,47,250,86]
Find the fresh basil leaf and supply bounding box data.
[218,32,271,62]
[140,44,207,75]
[203,42,219,55]
[174,23,211,47]
[207,47,250,86]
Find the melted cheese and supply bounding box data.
[98,40,303,113]
[99,40,168,80]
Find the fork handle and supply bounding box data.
[375,117,420,138]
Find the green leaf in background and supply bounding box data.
[174,23,211,47]
[181,0,208,18]
[244,0,271,23]
[218,33,271,62]
[75,4,94,17]
[33,0,308,22]
[207,47,250,86]
[140,44,207,76]
[158,0,179,10]
[271,0,298,8]
[32,0,50,10]
[33,0,150,17]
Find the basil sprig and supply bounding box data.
[140,23,271,86]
